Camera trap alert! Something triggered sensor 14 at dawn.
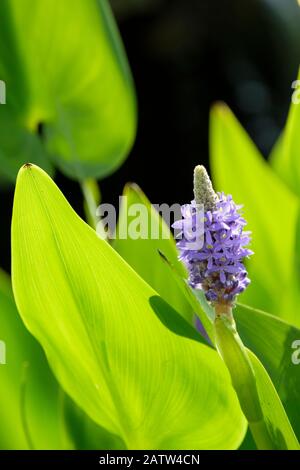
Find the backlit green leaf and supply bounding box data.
[12,164,246,450]
[210,103,299,326]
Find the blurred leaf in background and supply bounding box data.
[0,0,136,182]
[271,68,300,197]
[210,103,300,328]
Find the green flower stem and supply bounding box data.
[80,178,101,229]
[214,303,274,450]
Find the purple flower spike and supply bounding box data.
[173,166,253,306]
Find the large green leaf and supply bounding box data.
[210,103,300,326]
[0,0,136,181]
[113,184,194,324]
[0,269,69,449]
[12,164,246,450]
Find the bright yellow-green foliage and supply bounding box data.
[210,103,300,327]
[11,164,246,450]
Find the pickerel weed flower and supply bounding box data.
[173,165,253,305]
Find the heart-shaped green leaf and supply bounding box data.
[0,0,136,181]
[12,164,246,450]
[210,103,300,327]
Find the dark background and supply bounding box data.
[1,0,300,272]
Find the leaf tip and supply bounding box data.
[211,101,230,118]
[21,162,34,170]
[18,163,49,181]
[19,163,43,177]
[17,163,36,185]
[123,182,143,196]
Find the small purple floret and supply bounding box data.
[173,193,253,305]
